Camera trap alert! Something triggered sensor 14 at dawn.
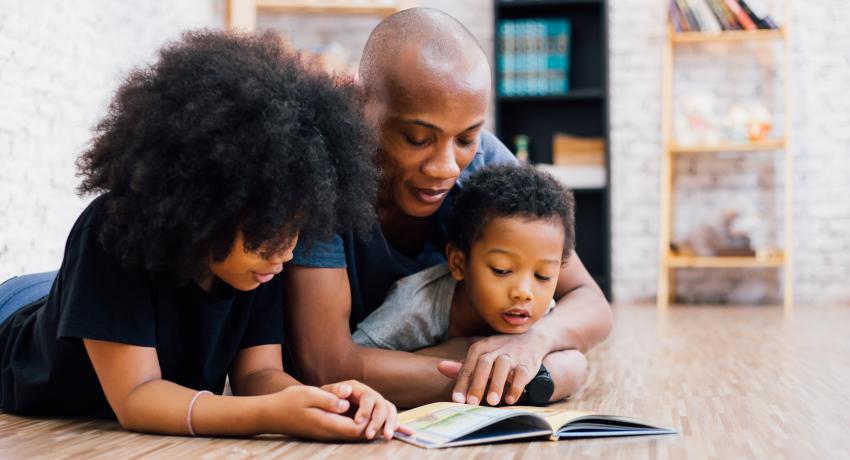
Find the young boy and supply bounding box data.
[352,164,588,405]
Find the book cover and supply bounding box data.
[737,0,779,29]
[396,403,675,449]
[724,0,758,30]
[675,0,700,31]
[710,0,742,30]
[688,0,724,33]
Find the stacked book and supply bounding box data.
[497,19,571,97]
[670,0,780,33]
[538,133,607,190]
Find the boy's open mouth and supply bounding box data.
[502,308,531,326]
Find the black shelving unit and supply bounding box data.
[493,0,611,299]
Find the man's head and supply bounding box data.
[360,8,491,217]
[446,165,576,334]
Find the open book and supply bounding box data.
[396,402,675,448]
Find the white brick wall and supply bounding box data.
[0,0,223,281]
[2,0,848,306]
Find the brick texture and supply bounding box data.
[0,0,222,281]
[2,0,848,306]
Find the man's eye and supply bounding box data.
[456,137,475,147]
[404,135,428,147]
[490,267,511,276]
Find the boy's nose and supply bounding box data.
[510,280,534,304]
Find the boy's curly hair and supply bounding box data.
[447,164,575,261]
[76,30,377,278]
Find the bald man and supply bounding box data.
[283,8,612,408]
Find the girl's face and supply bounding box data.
[205,231,299,292]
[448,217,564,334]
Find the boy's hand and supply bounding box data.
[321,380,413,440]
[439,332,551,406]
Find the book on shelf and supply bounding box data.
[396,402,675,449]
[724,0,758,30]
[738,0,779,29]
[670,0,779,33]
[552,132,605,167]
[498,18,570,96]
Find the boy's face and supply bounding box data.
[205,231,299,292]
[448,217,564,334]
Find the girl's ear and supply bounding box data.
[446,243,466,281]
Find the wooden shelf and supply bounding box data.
[667,253,785,269]
[671,28,785,44]
[497,0,603,8]
[255,0,398,16]
[669,138,786,154]
[497,88,604,101]
[658,1,793,310]
[227,0,400,31]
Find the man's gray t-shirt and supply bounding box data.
[352,264,455,351]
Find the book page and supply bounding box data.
[507,406,593,431]
[398,402,539,446]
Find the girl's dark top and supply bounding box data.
[0,196,284,417]
[290,130,517,332]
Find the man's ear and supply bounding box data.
[446,243,466,281]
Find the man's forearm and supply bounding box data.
[305,343,455,408]
[536,285,613,354]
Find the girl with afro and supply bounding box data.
[0,30,409,441]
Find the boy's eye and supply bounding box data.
[490,267,511,276]
[535,274,555,282]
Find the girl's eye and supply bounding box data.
[404,134,428,147]
[535,274,555,282]
[490,267,511,276]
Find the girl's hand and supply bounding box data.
[321,380,414,440]
[268,385,366,440]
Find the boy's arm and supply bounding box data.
[449,252,612,405]
[283,265,457,407]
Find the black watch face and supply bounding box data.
[526,377,555,405]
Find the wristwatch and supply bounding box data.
[521,364,554,406]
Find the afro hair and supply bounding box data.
[447,164,575,261]
[76,30,377,279]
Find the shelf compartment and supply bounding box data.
[497,88,604,101]
[670,28,785,44]
[497,0,603,8]
[669,138,786,154]
[254,0,398,16]
[666,253,785,269]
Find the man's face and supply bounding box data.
[366,48,491,218]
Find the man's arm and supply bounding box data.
[449,251,612,405]
[282,265,455,408]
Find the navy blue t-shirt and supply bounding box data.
[0,196,284,417]
[291,130,517,331]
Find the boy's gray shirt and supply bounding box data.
[352,264,456,351]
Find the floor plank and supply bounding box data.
[2,304,849,459]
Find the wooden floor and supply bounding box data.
[2,303,850,459]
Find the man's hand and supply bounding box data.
[439,331,552,406]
